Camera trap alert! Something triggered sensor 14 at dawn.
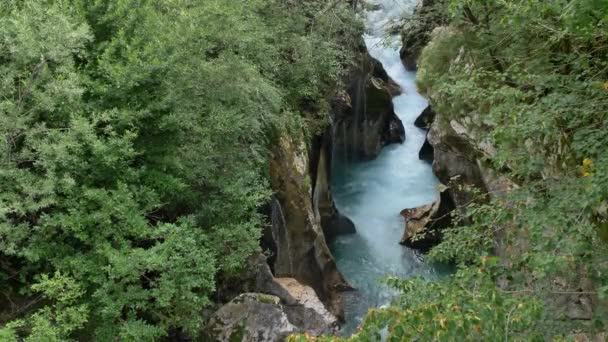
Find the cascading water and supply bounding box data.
[330,0,442,334]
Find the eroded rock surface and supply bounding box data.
[276,278,339,336]
[332,53,403,161]
[203,293,297,342]
[311,132,356,241]
[384,113,406,145]
[414,105,436,129]
[268,135,352,320]
[204,277,341,342]
[400,186,454,251]
[399,0,447,70]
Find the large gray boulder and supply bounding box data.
[204,279,340,342]
[400,186,454,251]
[203,293,297,342]
[275,278,339,336]
[215,252,295,305]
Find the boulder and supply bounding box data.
[384,113,406,145]
[275,278,339,336]
[400,187,454,251]
[371,58,401,95]
[268,135,352,320]
[416,106,435,162]
[215,252,294,305]
[414,105,436,129]
[400,203,435,245]
[419,137,434,162]
[427,114,486,211]
[203,293,297,342]
[204,277,341,342]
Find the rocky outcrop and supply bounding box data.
[408,23,508,251]
[414,105,436,129]
[310,132,356,241]
[416,106,436,162]
[370,58,402,96]
[411,7,605,335]
[275,278,339,335]
[203,288,338,342]
[204,293,297,342]
[399,0,447,70]
[268,135,352,320]
[426,112,487,212]
[331,53,404,161]
[400,186,454,251]
[384,114,406,145]
[419,138,434,162]
[208,252,340,341]
[215,252,293,304]
[407,105,496,251]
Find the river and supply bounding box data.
[330,0,442,335]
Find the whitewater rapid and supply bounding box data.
[330,0,442,334]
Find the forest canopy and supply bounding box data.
[3,0,608,340]
[0,0,359,340]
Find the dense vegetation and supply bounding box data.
[3,0,608,340]
[0,0,359,340]
[295,0,608,340]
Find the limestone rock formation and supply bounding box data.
[215,252,296,304]
[275,278,339,335]
[414,105,436,129]
[400,187,454,251]
[419,138,434,162]
[331,52,403,161]
[371,57,402,95]
[399,0,447,70]
[416,106,435,162]
[268,135,352,320]
[202,293,297,342]
[310,132,356,241]
[204,275,341,341]
[411,105,510,251]
[426,112,486,211]
[384,113,406,145]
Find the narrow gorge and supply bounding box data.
[3,0,606,340]
[330,0,443,333]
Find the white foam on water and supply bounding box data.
[330,0,442,335]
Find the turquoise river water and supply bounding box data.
[330,0,443,334]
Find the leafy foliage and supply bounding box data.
[292,259,544,341]
[418,3,608,333]
[418,0,608,338]
[0,0,359,339]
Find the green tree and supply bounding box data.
[1,0,359,339]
